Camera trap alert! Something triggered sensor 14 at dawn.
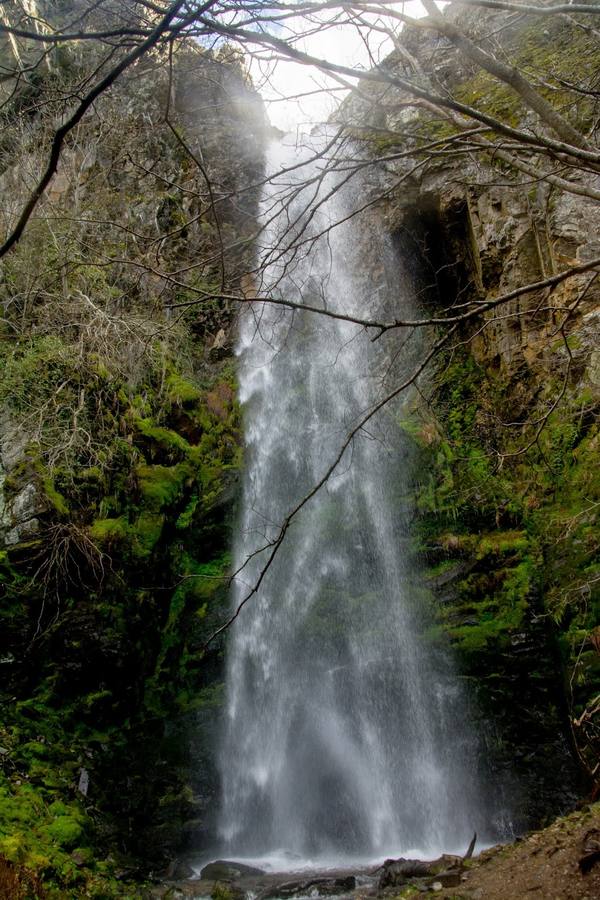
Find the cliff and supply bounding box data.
[338,3,600,833]
[0,32,267,897]
[2,1,600,896]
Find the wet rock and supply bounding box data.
[5,516,40,546]
[150,878,219,898]
[0,417,29,472]
[164,858,195,880]
[260,875,356,898]
[200,860,265,880]
[379,858,432,887]
[1,469,46,546]
[378,855,463,890]
[78,767,90,797]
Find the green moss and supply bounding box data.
[394,886,421,898]
[166,373,202,405]
[0,336,73,415]
[425,559,459,579]
[43,816,84,849]
[135,417,191,456]
[212,882,235,900]
[447,607,524,653]
[176,493,199,530]
[89,516,130,544]
[413,339,600,781]
[136,462,191,510]
[133,511,165,557]
[19,740,49,759]
[501,558,534,606]
[477,531,529,556]
[552,334,582,352]
[89,511,163,558]
[41,476,69,516]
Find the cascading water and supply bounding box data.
[218,132,490,865]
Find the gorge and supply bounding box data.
[0,2,599,898]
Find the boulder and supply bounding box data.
[200,860,265,881]
[261,875,356,899]
[378,855,463,890]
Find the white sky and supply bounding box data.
[247,2,430,131]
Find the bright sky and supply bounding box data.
[247,2,430,131]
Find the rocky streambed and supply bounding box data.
[149,849,474,899]
[149,803,600,899]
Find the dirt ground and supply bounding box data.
[437,802,600,899]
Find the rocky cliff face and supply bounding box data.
[339,4,600,832]
[2,3,600,895]
[0,36,267,895]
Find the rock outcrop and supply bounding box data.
[0,30,267,896]
[338,3,600,829]
[2,2,600,895]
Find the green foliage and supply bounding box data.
[0,777,94,891]
[43,816,84,849]
[0,22,260,895]
[0,336,74,415]
[411,343,600,782]
[88,509,165,558]
[136,463,191,510]
[166,373,203,406]
[135,419,191,457]
[0,262,242,897]
[212,882,235,900]
[414,356,509,524]
[41,477,69,517]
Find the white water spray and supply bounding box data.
[218,133,488,864]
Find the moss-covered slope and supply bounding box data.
[0,35,266,897]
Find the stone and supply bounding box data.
[0,418,29,471]
[209,329,230,361]
[164,858,195,880]
[5,517,40,546]
[379,857,444,889]
[261,875,356,898]
[200,860,265,881]
[11,483,40,520]
[78,768,89,797]
[435,869,462,887]
[587,350,600,386]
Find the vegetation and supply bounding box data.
[408,347,599,820]
[0,18,261,895]
[2,0,600,894]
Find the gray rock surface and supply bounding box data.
[199,860,266,880]
[0,419,45,547]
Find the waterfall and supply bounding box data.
[218,132,488,865]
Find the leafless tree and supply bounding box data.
[3,0,600,777]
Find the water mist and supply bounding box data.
[218,132,489,866]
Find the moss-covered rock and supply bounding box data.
[0,22,265,897]
[406,346,599,828]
